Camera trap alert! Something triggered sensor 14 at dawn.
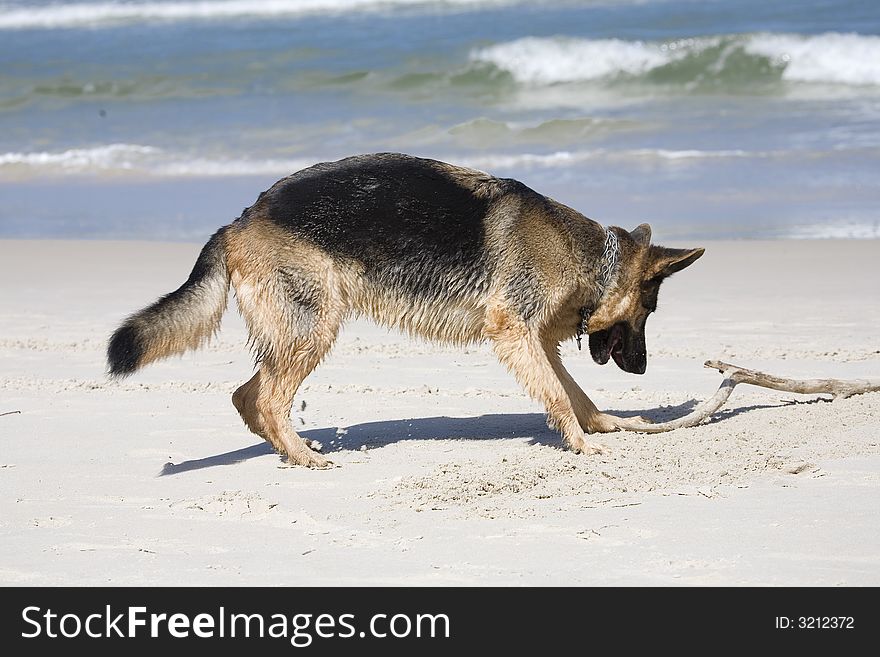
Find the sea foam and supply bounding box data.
[0,144,314,177]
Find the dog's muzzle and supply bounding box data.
[588,322,647,375]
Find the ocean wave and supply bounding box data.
[0,144,771,178]
[0,144,161,171]
[745,33,880,86]
[0,0,530,29]
[0,144,316,177]
[470,32,880,88]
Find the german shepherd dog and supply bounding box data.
[108,153,703,467]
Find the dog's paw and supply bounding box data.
[283,448,334,469]
[575,441,609,456]
[566,433,610,455]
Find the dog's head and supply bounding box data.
[588,224,703,375]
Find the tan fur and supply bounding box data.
[124,235,230,369]
[135,282,227,365]
[354,283,487,345]
[225,219,352,467]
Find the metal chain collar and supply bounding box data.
[576,227,620,350]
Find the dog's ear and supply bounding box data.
[630,223,652,246]
[648,246,705,279]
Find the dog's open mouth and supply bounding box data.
[589,322,626,367]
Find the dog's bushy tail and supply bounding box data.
[107,226,230,377]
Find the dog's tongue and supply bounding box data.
[590,324,624,366]
[607,324,622,351]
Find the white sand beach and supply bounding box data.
[1,238,878,585]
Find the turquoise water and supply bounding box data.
[1,0,879,239]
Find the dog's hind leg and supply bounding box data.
[485,308,607,455]
[230,250,346,467]
[254,338,336,468]
[233,361,327,460]
[233,371,323,451]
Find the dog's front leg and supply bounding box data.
[542,341,656,434]
[485,310,608,455]
[541,340,620,434]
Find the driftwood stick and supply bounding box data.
[0,410,22,417]
[704,360,880,399]
[614,360,880,434]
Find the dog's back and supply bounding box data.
[259,153,498,298]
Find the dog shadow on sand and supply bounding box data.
[158,396,813,476]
